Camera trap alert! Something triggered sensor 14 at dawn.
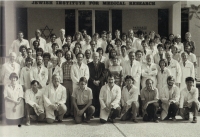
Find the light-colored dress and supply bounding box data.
[20,66,32,90]
[4,84,24,119]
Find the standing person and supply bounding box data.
[123,51,141,90]
[135,50,145,66]
[134,30,144,51]
[62,43,70,54]
[165,52,182,87]
[141,54,158,89]
[56,29,67,49]
[83,49,93,65]
[183,32,195,53]
[141,79,159,123]
[9,31,30,56]
[88,52,105,117]
[30,29,46,50]
[99,74,121,123]
[171,45,182,62]
[121,33,127,46]
[81,29,87,40]
[16,45,28,67]
[96,47,106,63]
[179,77,199,123]
[4,73,24,125]
[174,34,184,53]
[71,32,85,50]
[163,41,172,53]
[72,77,95,124]
[82,35,92,53]
[104,44,114,59]
[149,31,155,41]
[148,40,158,57]
[20,48,36,68]
[121,75,139,122]
[55,49,66,67]
[25,80,45,126]
[113,29,121,41]
[62,50,74,117]
[0,52,20,85]
[45,33,57,54]
[98,31,107,53]
[115,38,122,56]
[168,34,175,45]
[105,49,122,69]
[128,29,138,46]
[179,52,195,90]
[126,38,136,54]
[108,57,123,87]
[51,43,59,59]
[32,40,40,59]
[160,76,180,121]
[154,44,166,65]
[43,52,52,69]
[30,56,48,89]
[161,36,167,45]
[71,53,90,91]
[157,59,171,98]
[43,74,67,124]
[106,31,115,48]
[119,45,129,67]
[20,57,33,91]
[154,34,161,48]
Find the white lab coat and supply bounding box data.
[30,37,46,51]
[71,62,89,91]
[4,84,24,119]
[123,60,141,90]
[49,65,63,83]
[153,53,166,65]
[157,68,171,98]
[141,63,158,89]
[99,84,121,120]
[43,84,66,119]
[9,39,30,56]
[56,37,67,49]
[166,59,182,84]
[1,62,20,85]
[179,60,195,91]
[133,38,144,51]
[30,66,48,88]
[25,89,44,115]
[44,41,53,54]
[20,66,32,90]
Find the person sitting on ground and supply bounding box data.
[72,77,95,124]
[25,80,46,126]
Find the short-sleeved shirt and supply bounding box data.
[140,87,159,104]
[72,86,93,105]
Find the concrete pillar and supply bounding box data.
[4,1,17,56]
[169,2,181,35]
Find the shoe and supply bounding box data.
[58,119,63,123]
[164,116,170,120]
[108,118,115,123]
[90,116,94,119]
[192,117,197,123]
[172,117,176,121]
[84,118,91,123]
[154,120,159,123]
[132,119,138,123]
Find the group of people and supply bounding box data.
[1,28,199,125]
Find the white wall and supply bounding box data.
[27,8,65,43]
[122,9,158,34]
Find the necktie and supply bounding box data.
[52,68,55,74]
[168,62,170,66]
[61,39,64,44]
[144,50,146,55]
[130,61,132,67]
[38,67,41,74]
[183,62,186,67]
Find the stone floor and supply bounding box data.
[1,114,200,137]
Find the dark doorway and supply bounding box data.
[65,9,75,38]
[95,10,109,35]
[181,8,189,42]
[158,9,169,38]
[112,10,122,39]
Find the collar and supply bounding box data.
[145,87,155,92]
[78,86,87,92]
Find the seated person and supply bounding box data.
[179,77,200,123]
[25,80,45,126]
[43,74,67,124]
[121,75,139,123]
[141,79,159,123]
[72,77,95,124]
[99,74,121,123]
[160,76,180,121]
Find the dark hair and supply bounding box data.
[135,50,143,55]
[50,33,57,38]
[76,52,84,58]
[128,51,135,56]
[33,40,40,46]
[149,39,155,44]
[164,40,171,50]
[167,76,175,82]
[73,47,81,55]
[146,78,154,84]
[154,34,160,39]
[124,75,134,81]
[51,43,59,49]
[105,44,114,53]
[90,40,96,45]
[121,45,126,50]
[25,57,33,65]
[75,42,82,49]
[107,73,114,79]
[31,80,40,86]
[79,77,88,83]
[73,32,83,41]
[157,44,164,49]
[161,36,167,40]
[159,59,167,67]
[96,47,104,54]
[101,31,107,35]
[122,33,127,37]
[107,31,112,35]
[66,35,72,39]
[9,73,18,80]
[81,29,87,33]
[36,48,44,56]
[93,33,99,38]
[65,50,73,60]
[136,30,144,36]
[56,49,63,56]
[185,77,194,83]
[141,40,146,44]
[19,45,27,53]
[144,34,150,40]
[62,44,70,51]
[115,38,122,45]
[43,52,51,59]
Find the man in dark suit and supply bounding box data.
[87,52,105,117]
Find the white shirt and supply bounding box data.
[83,58,93,65]
[9,39,30,55]
[1,62,20,85]
[174,42,184,53]
[30,37,46,50]
[166,59,182,83]
[119,54,129,68]
[121,85,139,106]
[20,66,32,89]
[161,85,180,103]
[133,38,144,51]
[187,53,197,63]
[44,41,53,54]
[154,53,166,65]
[25,88,44,114]
[82,43,91,54]
[70,62,90,84]
[99,56,106,63]
[49,65,63,83]
[56,37,67,49]
[4,84,24,119]
[180,87,199,108]
[30,66,48,88]
[71,40,86,51]
[123,60,141,80]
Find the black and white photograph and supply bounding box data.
[0,0,200,136]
